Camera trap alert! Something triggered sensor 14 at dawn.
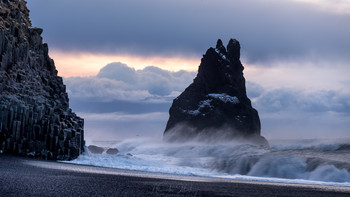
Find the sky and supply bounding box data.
[26,0,350,143]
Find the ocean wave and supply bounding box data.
[65,138,350,186]
[270,140,350,152]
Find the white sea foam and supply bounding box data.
[65,138,350,187]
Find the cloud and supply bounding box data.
[96,62,195,96]
[69,99,171,114]
[27,0,350,64]
[50,50,200,77]
[97,63,137,84]
[247,77,350,114]
[246,84,350,139]
[64,76,152,102]
[254,88,350,115]
[64,62,196,104]
[64,63,350,141]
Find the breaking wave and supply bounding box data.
[65,138,350,186]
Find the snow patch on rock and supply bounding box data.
[208,93,240,104]
[215,48,230,62]
[183,99,213,116]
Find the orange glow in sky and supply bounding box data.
[50,50,200,77]
[49,50,348,93]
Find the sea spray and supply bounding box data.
[65,138,350,186]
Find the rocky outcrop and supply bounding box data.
[164,39,267,145]
[106,148,119,155]
[87,145,104,154]
[0,0,84,160]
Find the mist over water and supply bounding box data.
[66,138,350,186]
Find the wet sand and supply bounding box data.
[0,155,349,197]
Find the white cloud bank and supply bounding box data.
[65,63,350,141]
[64,62,196,103]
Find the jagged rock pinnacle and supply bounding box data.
[216,39,226,54]
[227,38,240,61]
[164,39,267,146]
[216,39,224,49]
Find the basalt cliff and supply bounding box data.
[164,39,267,145]
[0,0,84,160]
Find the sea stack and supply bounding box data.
[164,39,267,145]
[0,0,84,160]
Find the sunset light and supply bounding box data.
[51,50,200,77]
[1,0,349,195]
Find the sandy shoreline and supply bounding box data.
[1,155,349,197]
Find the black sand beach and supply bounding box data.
[0,155,349,197]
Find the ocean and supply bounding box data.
[65,138,350,186]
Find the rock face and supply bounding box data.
[0,0,84,160]
[87,145,104,154]
[164,39,267,145]
[106,148,119,155]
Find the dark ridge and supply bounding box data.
[164,39,267,146]
[0,0,84,160]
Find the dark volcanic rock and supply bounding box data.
[0,0,84,160]
[164,39,267,145]
[106,148,119,155]
[87,145,104,154]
